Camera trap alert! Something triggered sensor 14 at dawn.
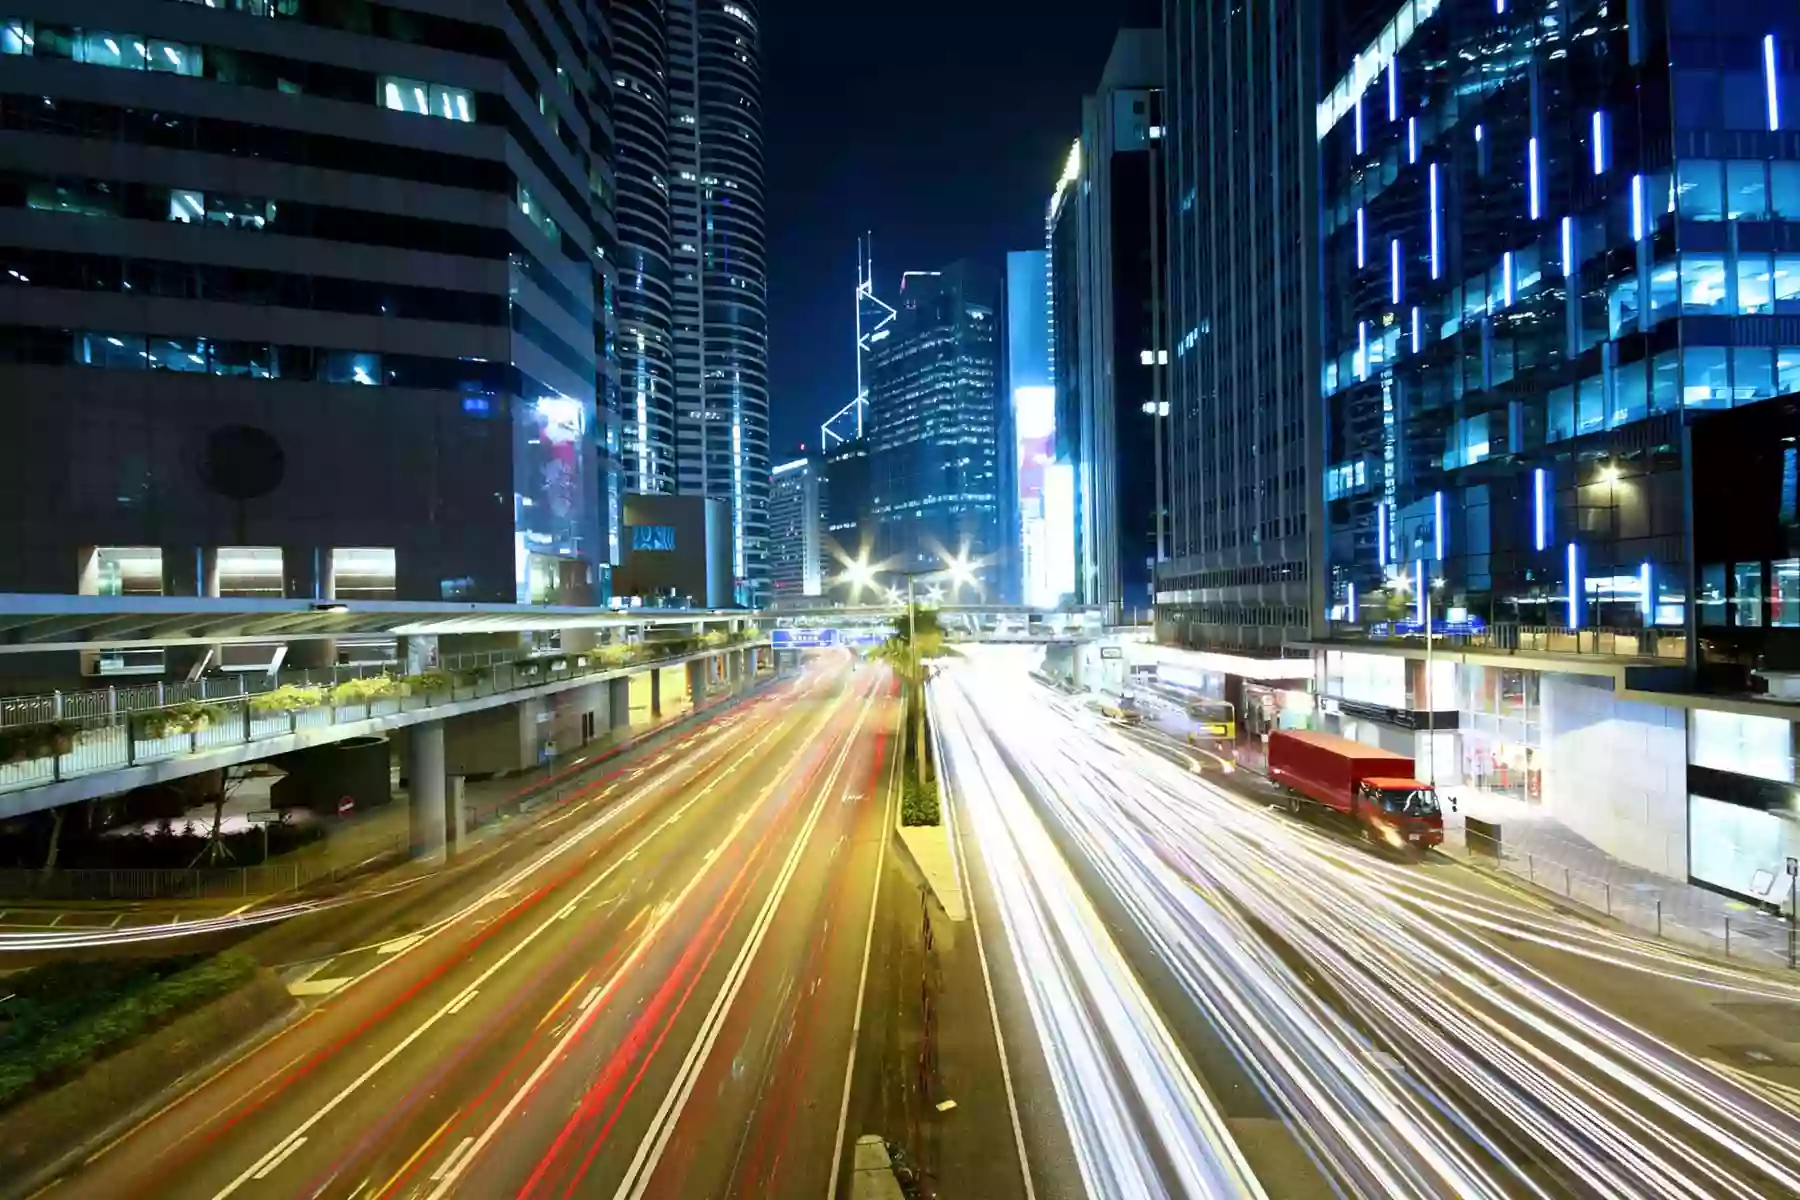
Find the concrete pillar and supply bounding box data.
[202,547,221,598]
[446,775,466,856]
[687,658,707,705]
[608,676,630,730]
[650,668,663,718]
[409,719,447,863]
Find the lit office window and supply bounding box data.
[168,189,205,223]
[379,77,472,122]
[324,350,381,386]
[148,38,201,75]
[518,184,558,244]
[2,19,32,54]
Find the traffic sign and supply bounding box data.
[245,809,281,824]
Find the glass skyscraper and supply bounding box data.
[1321,0,1800,644]
[868,262,1005,595]
[1159,0,1324,654]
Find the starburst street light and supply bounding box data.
[841,554,877,602]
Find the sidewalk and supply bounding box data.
[1440,787,1798,971]
[1140,710,1798,973]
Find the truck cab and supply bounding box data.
[1354,776,1445,849]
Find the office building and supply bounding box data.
[0,1,617,608]
[1311,0,1800,900]
[611,0,678,497]
[768,452,822,602]
[1159,0,1323,651]
[821,434,873,581]
[1046,29,1167,621]
[1006,249,1072,608]
[609,0,768,606]
[613,492,731,608]
[868,262,1005,595]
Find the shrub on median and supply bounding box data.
[0,953,257,1112]
[900,773,941,827]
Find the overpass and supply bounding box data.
[0,595,771,857]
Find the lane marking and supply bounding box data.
[250,1135,307,1180]
[207,715,799,1200]
[827,698,902,1198]
[939,679,1038,1200]
[613,690,877,1200]
[371,1113,456,1199]
[377,934,424,955]
[424,683,868,1200]
[287,977,353,997]
[430,1136,477,1183]
[578,985,604,1012]
[447,988,480,1015]
[536,972,591,1031]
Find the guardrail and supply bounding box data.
[1328,621,1686,661]
[0,840,407,902]
[1463,826,1796,971]
[0,636,761,796]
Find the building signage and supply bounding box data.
[1327,695,1460,732]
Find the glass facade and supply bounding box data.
[1159,0,1321,653]
[1320,0,1800,639]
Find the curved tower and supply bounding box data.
[670,0,769,604]
[609,0,678,494]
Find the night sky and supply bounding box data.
[762,0,1163,455]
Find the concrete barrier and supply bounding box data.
[850,1134,907,1200]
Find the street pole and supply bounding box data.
[909,576,924,785]
[1425,576,1436,789]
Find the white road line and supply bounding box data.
[940,681,1038,1200]
[429,1136,477,1183]
[424,688,865,1200]
[578,985,604,1012]
[614,692,876,1200]
[208,723,788,1200]
[827,696,902,1198]
[447,988,480,1015]
[250,1135,307,1180]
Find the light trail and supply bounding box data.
[939,650,1800,1199]
[934,678,1268,1200]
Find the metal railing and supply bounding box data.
[0,837,407,902]
[1330,620,1687,662]
[1462,826,1796,971]
[0,635,762,796]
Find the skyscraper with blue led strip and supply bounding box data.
[1320,0,1800,641]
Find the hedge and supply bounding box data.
[0,953,258,1112]
[900,773,941,827]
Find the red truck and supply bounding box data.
[1266,730,1444,851]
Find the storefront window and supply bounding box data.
[1733,561,1764,626]
[1688,795,1793,904]
[1773,559,1800,628]
[1690,709,1794,783]
[1698,563,1727,626]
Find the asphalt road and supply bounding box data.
[29,654,904,1200]
[934,646,1800,1200]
